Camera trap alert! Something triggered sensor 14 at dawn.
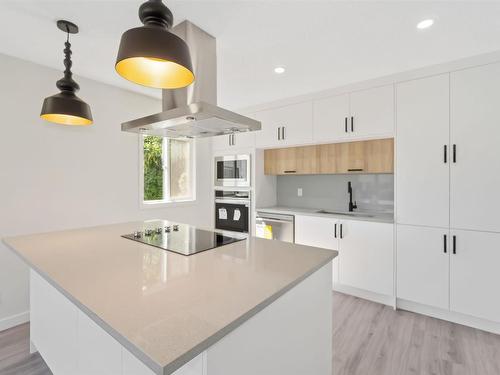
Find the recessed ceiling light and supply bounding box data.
[417,19,434,30]
[274,66,285,74]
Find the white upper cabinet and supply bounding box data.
[312,94,350,142]
[212,131,256,152]
[312,85,394,144]
[450,229,500,323]
[397,225,449,309]
[396,74,450,228]
[338,219,394,296]
[450,63,500,233]
[349,84,394,138]
[254,102,313,148]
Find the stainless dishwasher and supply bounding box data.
[255,211,295,243]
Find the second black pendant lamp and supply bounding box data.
[115,0,195,89]
[40,20,93,126]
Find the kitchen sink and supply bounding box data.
[315,210,375,218]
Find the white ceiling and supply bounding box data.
[1,1,500,110]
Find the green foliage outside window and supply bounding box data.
[143,136,163,201]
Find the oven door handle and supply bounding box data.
[256,217,293,224]
[215,199,250,206]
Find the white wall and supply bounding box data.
[0,54,213,330]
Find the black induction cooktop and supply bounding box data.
[121,222,245,256]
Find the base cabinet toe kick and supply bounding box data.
[29,263,333,375]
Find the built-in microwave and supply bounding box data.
[214,154,251,187]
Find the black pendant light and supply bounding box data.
[40,20,92,126]
[115,0,194,89]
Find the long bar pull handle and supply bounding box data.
[340,224,343,239]
[232,134,235,146]
[334,223,337,238]
[444,145,447,163]
[443,234,447,253]
[282,126,286,140]
[453,144,457,163]
[453,235,457,254]
[351,116,354,132]
[277,127,281,140]
[345,117,348,133]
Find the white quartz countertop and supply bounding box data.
[256,206,394,223]
[3,220,336,375]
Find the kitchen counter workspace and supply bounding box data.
[257,206,394,224]
[3,220,336,375]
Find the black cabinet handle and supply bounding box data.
[453,144,457,163]
[277,127,281,140]
[452,235,457,254]
[340,223,343,239]
[334,223,337,238]
[348,168,363,172]
[282,126,285,140]
[443,234,447,253]
[345,117,348,133]
[283,170,296,174]
[444,145,447,163]
[351,116,354,132]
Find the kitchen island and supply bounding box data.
[3,220,336,375]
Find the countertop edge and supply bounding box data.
[2,237,337,375]
[256,207,394,223]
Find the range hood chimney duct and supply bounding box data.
[121,21,260,138]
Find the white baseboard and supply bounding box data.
[397,299,500,335]
[0,310,30,332]
[333,284,395,307]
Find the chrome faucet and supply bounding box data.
[348,181,357,212]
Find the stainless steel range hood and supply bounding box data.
[121,21,260,138]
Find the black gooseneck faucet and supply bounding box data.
[348,181,357,212]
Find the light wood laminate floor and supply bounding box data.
[1,292,499,375]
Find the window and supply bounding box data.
[141,135,194,205]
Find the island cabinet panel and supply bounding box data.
[396,73,450,228]
[349,84,395,138]
[206,263,332,375]
[254,101,313,148]
[450,62,500,233]
[30,271,79,375]
[78,311,122,375]
[264,138,393,175]
[338,220,394,296]
[396,225,450,310]
[450,230,500,323]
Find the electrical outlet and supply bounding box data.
[297,188,303,197]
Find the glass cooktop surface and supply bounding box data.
[122,223,245,256]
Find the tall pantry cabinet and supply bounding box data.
[396,63,500,324]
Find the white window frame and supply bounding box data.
[138,135,197,209]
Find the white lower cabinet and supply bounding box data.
[397,225,500,324]
[295,215,339,284]
[294,215,394,296]
[339,220,394,295]
[397,225,449,309]
[450,230,500,323]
